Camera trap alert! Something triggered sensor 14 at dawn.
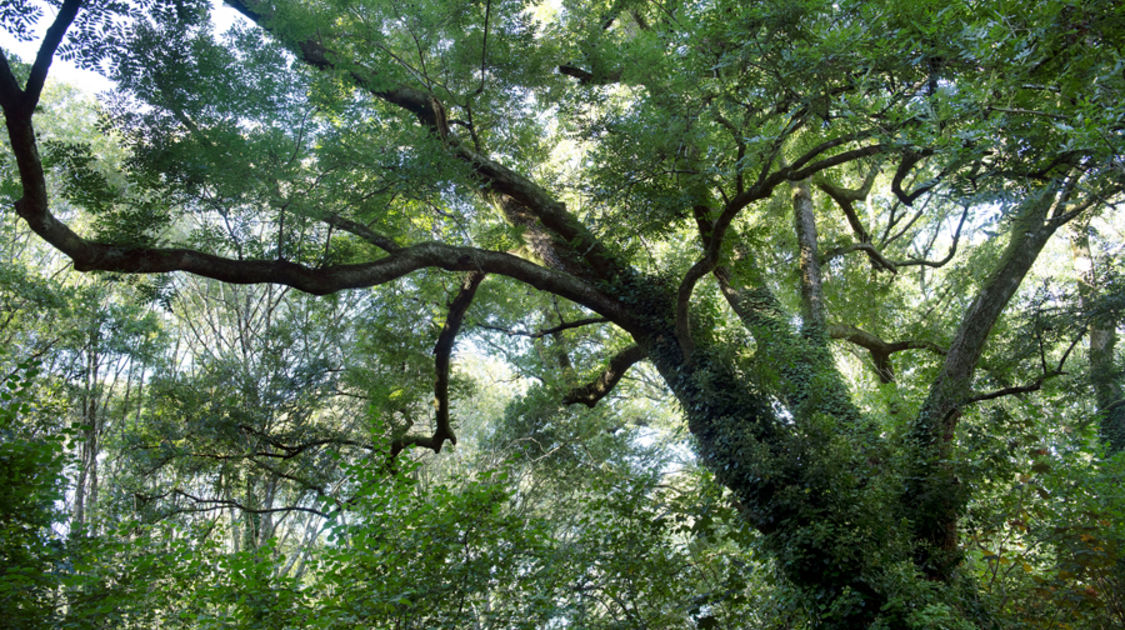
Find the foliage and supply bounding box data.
[0,359,66,626]
[1,0,1124,627]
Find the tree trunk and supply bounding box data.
[643,331,893,627]
[904,190,1060,580]
[1071,223,1124,454]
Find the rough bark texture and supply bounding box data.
[1071,224,1125,454]
[2,2,1114,627]
[905,190,1062,579]
[792,180,827,336]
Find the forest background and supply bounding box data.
[1,0,1124,628]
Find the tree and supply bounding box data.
[0,360,67,626]
[2,0,1123,625]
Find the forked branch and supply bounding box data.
[891,150,937,206]
[966,330,1082,404]
[816,167,878,244]
[563,344,647,407]
[828,323,946,383]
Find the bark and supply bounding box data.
[642,332,891,628]
[1070,223,1124,454]
[391,271,485,455]
[792,180,826,337]
[816,170,877,245]
[227,0,623,287]
[904,187,1065,579]
[828,323,946,383]
[562,345,646,407]
[3,3,1111,626]
[676,142,886,362]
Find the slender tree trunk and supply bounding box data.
[904,190,1060,580]
[792,180,826,337]
[72,338,101,530]
[1071,223,1124,454]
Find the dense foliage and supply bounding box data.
[2,0,1124,627]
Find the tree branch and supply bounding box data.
[965,371,1064,404]
[822,204,969,273]
[563,344,646,407]
[816,167,879,243]
[391,271,485,456]
[169,489,328,518]
[0,49,24,110]
[904,181,1074,579]
[675,141,887,361]
[914,185,1071,434]
[227,0,621,285]
[969,323,1084,405]
[235,424,377,457]
[828,323,946,383]
[891,149,937,206]
[24,0,83,109]
[821,242,899,272]
[2,91,636,326]
[479,316,610,339]
[318,212,401,253]
[557,63,622,85]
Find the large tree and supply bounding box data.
[2,0,1123,625]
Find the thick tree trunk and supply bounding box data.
[642,331,894,627]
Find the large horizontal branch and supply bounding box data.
[146,444,357,464]
[21,217,630,322]
[563,344,647,407]
[3,106,636,329]
[245,458,332,499]
[392,271,485,456]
